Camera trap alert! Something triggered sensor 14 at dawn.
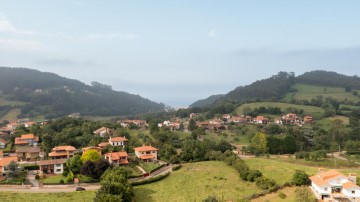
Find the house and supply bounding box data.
[274,119,283,125]
[6,122,21,132]
[304,115,313,124]
[189,113,197,119]
[0,156,17,173]
[309,169,360,201]
[254,116,268,124]
[93,127,114,137]
[0,138,6,149]
[98,142,110,148]
[134,145,158,162]
[24,122,36,128]
[68,113,81,118]
[82,146,102,156]
[245,116,252,123]
[109,136,128,147]
[229,116,246,124]
[119,120,147,128]
[222,114,231,121]
[282,113,300,124]
[38,159,66,174]
[48,146,76,159]
[16,147,40,161]
[14,134,39,146]
[104,151,129,166]
[158,121,181,131]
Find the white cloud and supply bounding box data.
[0,38,44,51]
[208,29,216,37]
[0,17,37,35]
[85,33,139,40]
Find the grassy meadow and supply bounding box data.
[236,102,325,119]
[284,83,360,103]
[0,191,96,202]
[134,161,261,202]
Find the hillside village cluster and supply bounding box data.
[1,113,360,202]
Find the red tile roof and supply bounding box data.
[38,159,66,166]
[98,142,110,147]
[104,151,128,161]
[134,145,158,152]
[52,146,76,151]
[139,154,156,160]
[0,156,17,167]
[110,136,128,142]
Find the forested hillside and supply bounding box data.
[190,94,224,108]
[0,67,164,119]
[190,71,360,108]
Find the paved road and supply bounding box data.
[26,171,39,187]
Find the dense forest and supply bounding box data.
[190,94,224,108]
[0,67,165,119]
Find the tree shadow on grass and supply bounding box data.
[134,187,157,202]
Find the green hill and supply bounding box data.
[0,67,164,120]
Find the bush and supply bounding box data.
[278,191,286,199]
[246,170,262,182]
[78,174,99,183]
[35,174,40,180]
[255,177,277,190]
[292,170,310,186]
[131,172,170,186]
[172,164,182,171]
[62,171,68,177]
[59,179,64,184]
[23,165,39,171]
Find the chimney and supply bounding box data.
[348,173,357,184]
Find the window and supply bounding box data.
[352,190,355,194]
[56,164,61,167]
[324,187,328,191]
[56,169,61,172]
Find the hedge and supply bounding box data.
[172,164,182,171]
[23,165,39,171]
[149,164,166,174]
[131,172,170,186]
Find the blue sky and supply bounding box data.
[1,1,360,107]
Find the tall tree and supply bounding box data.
[249,132,268,155]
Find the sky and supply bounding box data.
[1,1,360,107]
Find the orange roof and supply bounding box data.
[98,142,110,147]
[0,156,17,167]
[25,122,36,125]
[52,146,76,151]
[139,154,156,160]
[118,159,129,165]
[38,159,66,166]
[134,145,158,152]
[0,150,3,156]
[21,134,35,139]
[104,151,128,160]
[94,127,110,134]
[343,181,359,189]
[49,152,68,157]
[309,176,329,187]
[309,169,345,187]
[110,137,128,142]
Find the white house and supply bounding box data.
[0,138,6,149]
[38,159,66,174]
[93,127,113,137]
[109,136,128,147]
[134,145,158,162]
[309,169,360,201]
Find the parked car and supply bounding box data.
[76,187,86,191]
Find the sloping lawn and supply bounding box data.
[0,191,96,202]
[244,157,318,185]
[134,161,261,202]
[42,175,67,184]
[140,162,161,173]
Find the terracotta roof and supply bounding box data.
[16,147,40,153]
[98,142,110,147]
[52,146,76,151]
[15,134,39,145]
[0,156,17,166]
[21,134,35,139]
[342,181,359,189]
[309,169,345,187]
[118,159,129,164]
[94,127,112,134]
[309,176,329,187]
[134,145,158,152]
[110,137,128,142]
[48,152,68,157]
[104,151,128,160]
[0,138,6,144]
[38,159,66,166]
[0,150,3,156]
[139,154,156,160]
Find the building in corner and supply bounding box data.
[309,169,360,201]
[38,159,66,174]
[104,151,129,166]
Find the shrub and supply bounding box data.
[255,177,277,190]
[292,170,310,186]
[23,165,39,171]
[78,174,98,183]
[246,170,262,182]
[62,171,68,177]
[278,191,286,199]
[35,174,40,180]
[172,164,182,171]
[59,179,64,184]
[131,172,170,186]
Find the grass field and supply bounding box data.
[316,116,350,130]
[244,157,360,186]
[42,175,67,184]
[236,102,325,119]
[0,96,28,107]
[0,191,96,202]
[284,83,360,103]
[140,162,161,173]
[134,161,261,202]
[0,108,21,122]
